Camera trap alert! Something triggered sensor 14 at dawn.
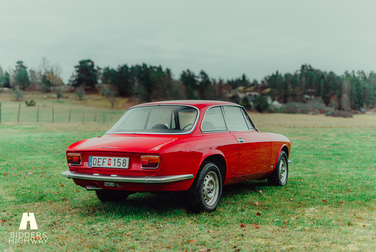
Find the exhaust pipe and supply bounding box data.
[85,185,103,191]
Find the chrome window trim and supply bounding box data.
[200,105,229,133]
[239,107,256,131]
[239,106,259,132]
[106,104,200,135]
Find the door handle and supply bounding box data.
[238,138,244,143]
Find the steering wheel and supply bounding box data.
[182,123,193,130]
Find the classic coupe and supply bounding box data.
[62,100,291,212]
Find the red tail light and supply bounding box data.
[141,156,160,169]
[67,153,82,166]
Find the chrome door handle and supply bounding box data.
[238,138,244,143]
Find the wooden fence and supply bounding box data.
[0,102,124,124]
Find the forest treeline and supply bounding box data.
[1,59,375,111]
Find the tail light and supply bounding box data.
[67,153,82,166]
[141,156,160,169]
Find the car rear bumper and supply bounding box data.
[61,170,194,184]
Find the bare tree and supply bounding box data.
[341,94,351,111]
[105,88,117,109]
[29,69,40,89]
[56,88,63,100]
[341,79,351,111]
[76,86,85,100]
[40,57,64,89]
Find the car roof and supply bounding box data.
[133,100,239,110]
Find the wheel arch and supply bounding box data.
[190,153,227,188]
[272,144,289,170]
[202,154,227,184]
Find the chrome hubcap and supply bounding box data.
[202,171,219,206]
[279,157,287,183]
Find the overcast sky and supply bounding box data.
[1,0,376,83]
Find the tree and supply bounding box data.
[28,69,40,89]
[13,87,23,101]
[76,86,85,100]
[0,71,10,88]
[73,59,98,88]
[14,61,30,90]
[198,70,212,99]
[56,88,63,100]
[180,70,198,99]
[46,72,63,86]
[116,65,134,97]
[105,88,117,109]
[227,74,249,89]
[39,58,63,92]
[253,95,269,113]
[240,96,252,110]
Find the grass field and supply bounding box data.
[1,111,376,251]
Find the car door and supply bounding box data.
[200,106,239,181]
[223,106,271,177]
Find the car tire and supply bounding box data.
[95,190,131,202]
[268,151,288,186]
[189,162,222,213]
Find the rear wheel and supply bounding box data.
[189,162,222,212]
[95,190,131,202]
[268,151,288,186]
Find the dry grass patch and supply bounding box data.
[250,113,376,129]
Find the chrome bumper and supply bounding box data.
[61,171,194,184]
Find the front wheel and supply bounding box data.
[95,189,131,202]
[189,162,222,213]
[268,151,288,186]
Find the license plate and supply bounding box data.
[88,156,129,169]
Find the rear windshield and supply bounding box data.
[107,105,198,134]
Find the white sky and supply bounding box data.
[1,0,376,83]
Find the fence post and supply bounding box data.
[17,104,21,123]
[52,106,54,123]
[69,109,71,122]
[83,111,85,123]
[94,113,96,123]
[0,102,1,124]
[37,105,39,122]
[103,114,105,123]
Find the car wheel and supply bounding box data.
[189,162,222,212]
[268,151,288,186]
[95,190,131,202]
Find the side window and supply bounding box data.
[223,106,249,131]
[202,107,227,132]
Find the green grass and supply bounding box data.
[1,120,376,251]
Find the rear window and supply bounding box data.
[107,105,198,134]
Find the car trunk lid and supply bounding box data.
[74,134,177,153]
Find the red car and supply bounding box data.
[62,100,291,212]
